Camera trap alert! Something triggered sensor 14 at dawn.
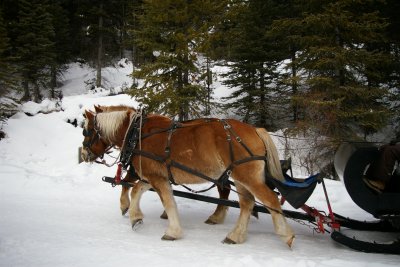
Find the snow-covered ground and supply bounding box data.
[1,61,399,267]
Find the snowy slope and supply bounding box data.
[1,62,399,267]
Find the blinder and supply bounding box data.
[81,114,114,162]
[82,115,101,151]
[82,128,93,137]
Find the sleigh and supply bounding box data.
[102,149,400,255]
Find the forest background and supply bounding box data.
[1,0,400,177]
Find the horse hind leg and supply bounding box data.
[245,180,295,248]
[223,182,254,244]
[205,184,230,225]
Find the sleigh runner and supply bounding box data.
[80,105,400,254]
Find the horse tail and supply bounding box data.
[255,128,284,182]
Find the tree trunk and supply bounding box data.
[33,82,42,103]
[259,63,267,127]
[21,73,30,102]
[50,65,57,99]
[96,2,103,88]
[334,26,345,86]
[205,57,212,116]
[178,52,190,121]
[290,46,298,122]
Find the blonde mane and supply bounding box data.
[95,111,133,142]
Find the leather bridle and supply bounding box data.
[82,115,113,162]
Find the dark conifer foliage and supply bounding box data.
[15,0,56,102]
[128,0,227,121]
[0,8,15,97]
[0,0,399,143]
[267,0,393,140]
[215,0,287,129]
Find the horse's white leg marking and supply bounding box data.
[205,203,229,225]
[205,185,230,224]
[271,210,295,247]
[224,182,254,244]
[120,186,131,215]
[246,180,295,247]
[129,181,151,225]
[151,178,183,240]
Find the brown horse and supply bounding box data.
[93,105,231,225]
[81,108,294,247]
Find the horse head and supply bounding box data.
[80,108,136,162]
[80,110,111,162]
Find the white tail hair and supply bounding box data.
[255,128,284,182]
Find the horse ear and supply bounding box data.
[85,110,94,120]
[94,105,103,113]
[127,108,136,117]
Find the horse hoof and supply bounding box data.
[222,237,236,244]
[287,235,295,248]
[160,211,168,220]
[161,234,176,241]
[204,219,217,225]
[131,219,143,231]
[121,207,129,216]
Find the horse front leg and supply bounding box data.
[150,177,183,240]
[205,184,230,225]
[223,182,254,244]
[129,181,151,230]
[120,185,130,215]
[120,172,136,215]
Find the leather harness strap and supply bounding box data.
[122,116,269,191]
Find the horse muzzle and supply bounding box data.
[80,147,98,162]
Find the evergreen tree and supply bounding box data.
[48,1,71,98]
[0,8,15,97]
[267,0,304,123]
[216,0,285,129]
[125,0,147,66]
[15,0,55,102]
[271,0,391,140]
[380,0,400,136]
[76,0,130,88]
[0,8,18,138]
[129,0,226,120]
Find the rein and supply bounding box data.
[94,148,118,167]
